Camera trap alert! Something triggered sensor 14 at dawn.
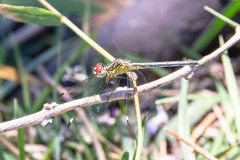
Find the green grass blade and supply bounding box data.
[14,99,25,160]
[53,137,61,160]
[178,78,194,159]
[0,147,4,160]
[192,0,240,53]
[0,42,6,64]
[0,4,62,26]
[45,139,54,160]
[215,81,237,147]
[17,127,25,160]
[13,40,31,110]
[204,6,239,28]
[82,0,91,33]
[215,81,234,124]
[220,36,240,140]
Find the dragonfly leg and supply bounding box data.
[183,65,197,80]
[127,71,140,95]
[99,79,116,102]
[106,79,118,101]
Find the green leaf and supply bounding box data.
[0,4,62,26]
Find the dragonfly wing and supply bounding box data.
[84,76,125,125]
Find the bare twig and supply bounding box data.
[165,127,218,160]
[0,27,240,133]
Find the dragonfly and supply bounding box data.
[91,58,199,131]
[63,58,199,138]
[63,58,199,94]
[93,58,198,82]
[63,58,199,106]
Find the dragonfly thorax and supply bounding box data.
[93,63,107,78]
[93,59,133,82]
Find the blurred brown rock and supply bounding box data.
[89,0,223,61]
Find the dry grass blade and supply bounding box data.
[191,111,217,142]
[165,127,219,160]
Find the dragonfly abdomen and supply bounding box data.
[130,60,198,69]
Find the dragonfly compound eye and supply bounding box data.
[93,63,106,78]
[94,63,102,73]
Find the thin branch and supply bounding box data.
[0,87,133,133]
[0,27,240,133]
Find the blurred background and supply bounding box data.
[0,0,240,159]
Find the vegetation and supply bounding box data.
[0,1,240,160]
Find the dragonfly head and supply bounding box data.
[93,63,107,78]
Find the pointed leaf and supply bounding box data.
[0,4,62,26]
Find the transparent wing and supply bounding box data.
[83,75,128,124]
